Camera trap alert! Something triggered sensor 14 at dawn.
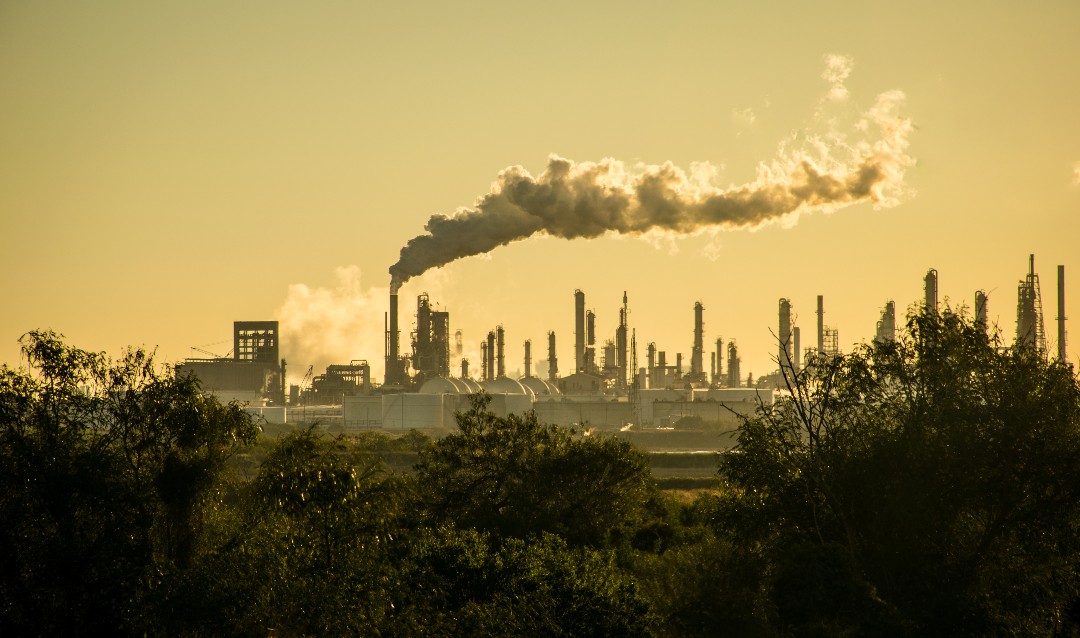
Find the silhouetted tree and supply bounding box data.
[723,308,1080,635]
[415,394,657,548]
[0,330,258,636]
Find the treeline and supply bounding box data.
[3,310,1080,636]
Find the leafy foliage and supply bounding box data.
[0,330,258,636]
[723,308,1080,635]
[415,394,657,548]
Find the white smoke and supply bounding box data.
[1073,161,1080,185]
[390,57,914,291]
[822,54,854,102]
[275,266,388,384]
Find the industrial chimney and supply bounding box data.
[715,337,723,382]
[384,292,402,385]
[691,301,704,379]
[574,290,586,373]
[616,292,629,389]
[524,339,532,378]
[547,331,558,383]
[975,290,989,330]
[816,295,824,355]
[1058,265,1067,362]
[496,325,505,378]
[778,298,792,372]
[924,269,939,313]
[727,341,740,388]
[485,331,496,381]
[793,327,801,370]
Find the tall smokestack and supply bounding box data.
[817,295,825,355]
[715,337,722,381]
[575,290,585,373]
[486,331,496,381]
[1059,265,1067,363]
[924,269,938,313]
[778,298,792,371]
[496,326,505,378]
[385,292,401,385]
[976,290,989,330]
[727,341,740,388]
[691,301,704,378]
[524,339,532,378]
[793,327,801,370]
[480,342,488,382]
[547,331,558,383]
[616,291,628,389]
[461,358,469,379]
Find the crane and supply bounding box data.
[189,341,232,359]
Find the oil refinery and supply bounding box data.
[177,255,1071,435]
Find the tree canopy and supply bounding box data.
[722,308,1080,635]
[4,316,1080,636]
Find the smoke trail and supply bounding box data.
[390,62,913,292]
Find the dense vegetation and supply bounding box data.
[3,310,1080,636]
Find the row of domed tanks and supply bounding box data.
[417,375,561,397]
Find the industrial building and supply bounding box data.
[176,254,1070,438]
[176,321,284,405]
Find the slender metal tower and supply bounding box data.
[691,301,705,379]
[1057,265,1067,362]
[793,327,801,370]
[384,292,402,385]
[816,295,824,354]
[924,269,939,313]
[975,290,989,330]
[524,339,532,378]
[778,298,792,371]
[574,290,586,373]
[485,330,496,381]
[496,325,505,378]
[616,292,629,389]
[547,331,558,384]
[727,342,741,388]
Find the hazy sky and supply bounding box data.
[2,1,1078,382]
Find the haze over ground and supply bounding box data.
[2,1,1078,382]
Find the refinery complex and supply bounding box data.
[176,255,1070,435]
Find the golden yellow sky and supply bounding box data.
[2,1,1078,381]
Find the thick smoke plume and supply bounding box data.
[390,63,913,292]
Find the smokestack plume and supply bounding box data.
[388,63,912,291]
